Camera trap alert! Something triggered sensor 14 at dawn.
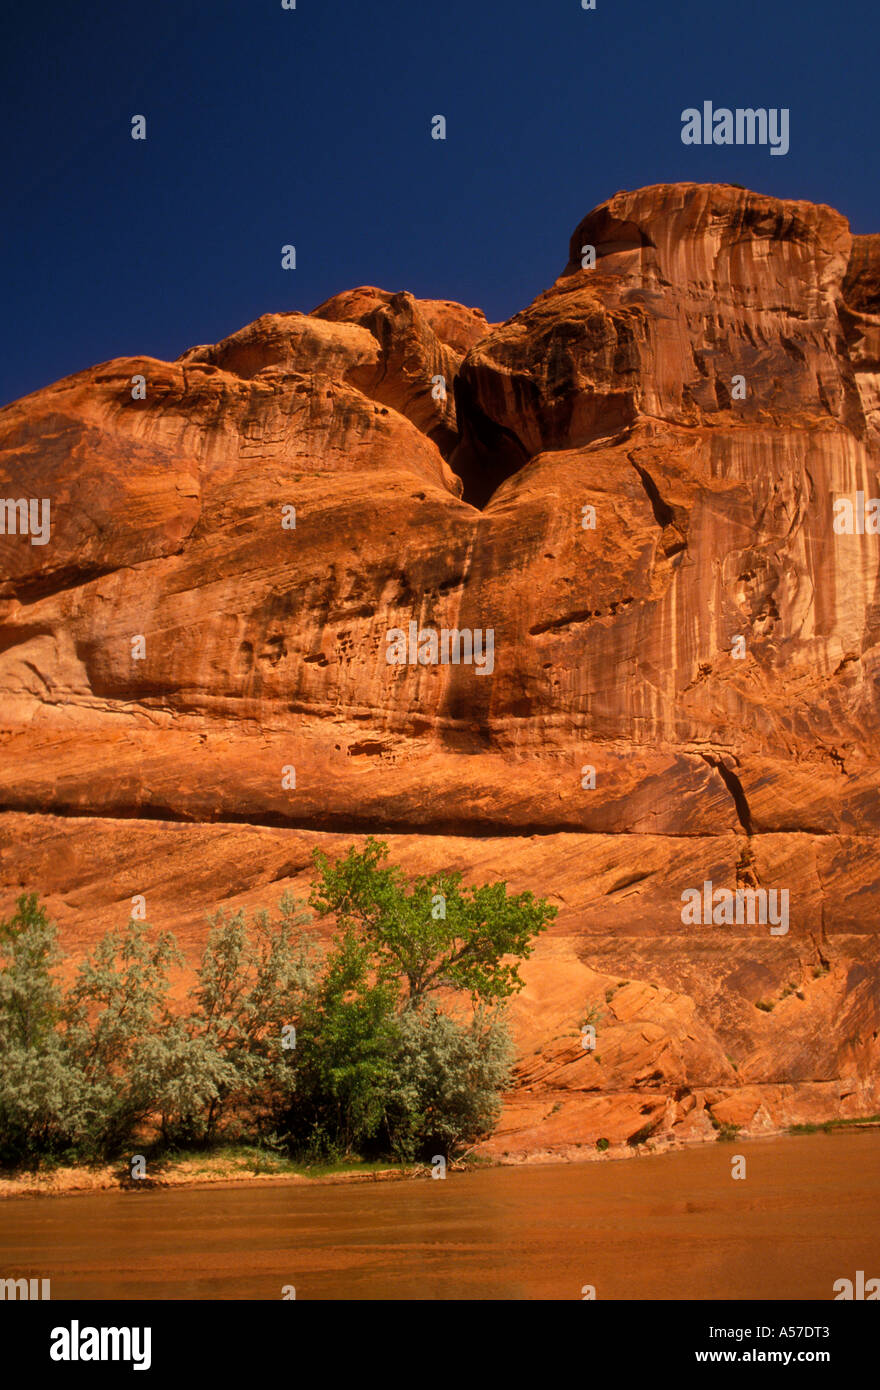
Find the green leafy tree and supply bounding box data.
[284,927,399,1158]
[309,838,555,1003]
[284,840,553,1161]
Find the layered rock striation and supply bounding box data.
[2,182,879,1157]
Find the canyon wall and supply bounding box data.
[2,182,880,1158]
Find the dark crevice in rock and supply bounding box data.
[529,597,636,636]
[0,563,124,606]
[0,801,846,841]
[448,374,530,510]
[701,753,755,836]
[628,452,674,528]
[0,798,612,836]
[842,234,880,316]
[606,870,653,895]
[627,452,687,556]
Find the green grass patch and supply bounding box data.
[150,1144,409,1180]
[716,1123,741,1142]
[788,1115,880,1136]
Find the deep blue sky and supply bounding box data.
[2,0,878,407]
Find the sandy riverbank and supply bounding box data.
[6,1119,878,1199]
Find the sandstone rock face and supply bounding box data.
[2,182,879,1158]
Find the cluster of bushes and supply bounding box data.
[0,839,554,1169]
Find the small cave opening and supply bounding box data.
[563,211,656,275]
[449,375,530,510]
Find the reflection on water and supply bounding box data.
[2,1133,879,1300]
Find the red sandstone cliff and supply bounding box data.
[2,182,879,1159]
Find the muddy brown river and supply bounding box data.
[2,1132,878,1299]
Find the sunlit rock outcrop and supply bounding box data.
[2,182,879,1157]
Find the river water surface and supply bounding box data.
[3,1132,878,1299]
